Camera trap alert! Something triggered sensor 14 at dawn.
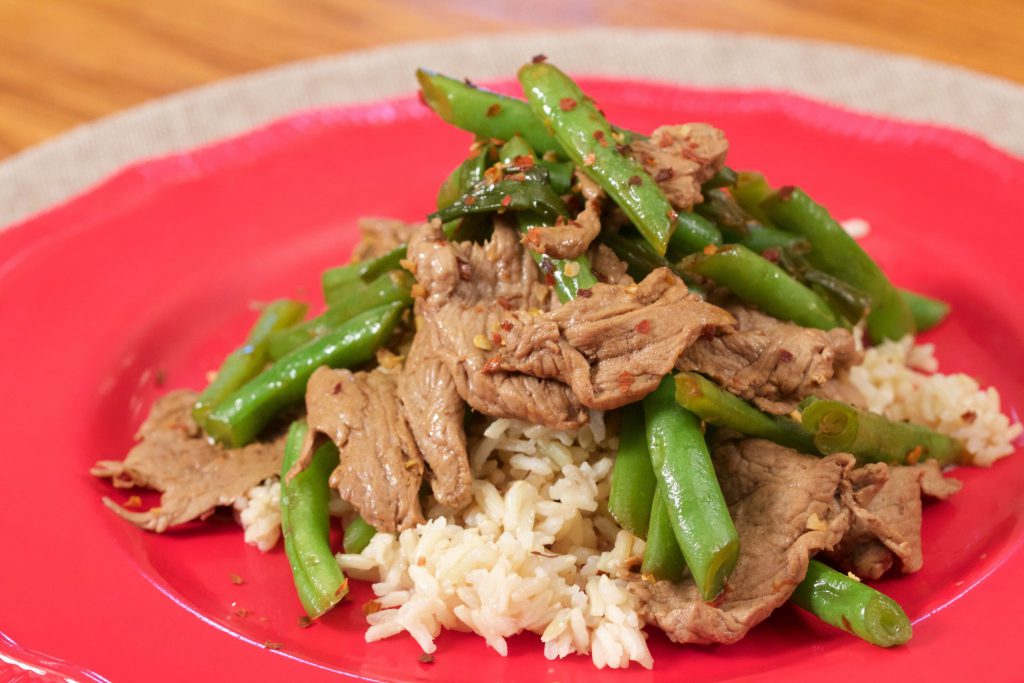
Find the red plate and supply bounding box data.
[1,77,1022,682]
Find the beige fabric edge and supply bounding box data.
[2,27,1022,229]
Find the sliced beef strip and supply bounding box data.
[91,390,285,532]
[628,123,729,211]
[677,304,862,415]
[521,171,604,260]
[397,328,473,511]
[492,268,734,410]
[628,438,855,645]
[292,366,425,533]
[587,242,634,286]
[407,220,587,429]
[352,217,421,262]
[829,461,961,579]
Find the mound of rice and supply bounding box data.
[336,414,653,669]
[234,478,283,552]
[849,336,1022,466]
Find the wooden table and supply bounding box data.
[1,0,1021,159]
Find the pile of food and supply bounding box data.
[92,60,1021,670]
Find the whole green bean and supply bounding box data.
[192,299,308,425]
[801,399,967,466]
[680,244,842,330]
[899,288,950,332]
[281,421,348,619]
[608,404,657,539]
[281,271,412,358]
[343,515,377,554]
[674,372,818,454]
[739,225,807,255]
[791,559,912,647]
[417,69,561,154]
[518,62,676,255]
[761,187,913,343]
[204,302,404,448]
[640,488,686,581]
[644,375,739,600]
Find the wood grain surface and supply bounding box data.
[1,0,1021,159]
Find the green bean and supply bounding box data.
[608,404,657,539]
[899,288,950,332]
[791,559,912,647]
[680,244,841,330]
[761,187,913,343]
[666,211,724,257]
[518,63,670,255]
[694,188,749,237]
[205,302,404,448]
[674,372,818,454]
[644,375,739,600]
[600,231,675,281]
[641,488,686,581]
[739,225,807,255]
[732,171,775,226]
[280,271,413,359]
[280,420,348,619]
[432,165,569,225]
[417,69,561,154]
[343,515,377,554]
[702,166,738,191]
[192,299,308,425]
[801,399,967,466]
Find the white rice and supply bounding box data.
[336,414,653,669]
[849,336,1022,466]
[233,478,282,552]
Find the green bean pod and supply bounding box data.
[899,288,950,332]
[644,375,739,600]
[801,399,967,466]
[702,166,738,191]
[640,488,686,581]
[280,421,348,619]
[791,559,912,647]
[674,372,818,454]
[192,299,308,425]
[666,211,724,257]
[732,171,775,226]
[417,69,561,154]
[680,244,841,330]
[608,404,657,539]
[343,515,377,554]
[205,302,404,447]
[761,187,914,342]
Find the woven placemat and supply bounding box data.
[2,27,1022,229]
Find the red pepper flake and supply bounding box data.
[778,186,795,201]
[417,556,427,566]
[617,371,634,392]
[500,194,513,208]
[486,103,501,117]
[778,349,794,363]
[500,320,514,331]
[627,175,642,186]
[700,324,718,340]
[263,641,283,651]
[578,288,592,298]
[559,97,578,111]
[906,446,924,465]
[702,244,718,255]
[531,53,547,63]
[456,257,472,281]
[961,410,977,424]
[363,600,382,616]
[654,168,674,182]
[667,209,679,222]
[332,381,343,395]
[545,273,556,286]
[512,154,535,168]
[657,134,674,149]
[124,495,143,508]
[482,355,502,373]
[761,247,781,262]
[298,615,312,629]
[582,153,596,167]
[489,137,506,147]
[154,369,166,387]
[592,130,605,141]
[615,143,630,155]
[234,608,248,618]
[229,573,245,585]
[496,295,513,310]
[463,77,476,88]
[463,195,477,206]
[491,332,502,345]
[634,319,651,334]
[418,653,436,664]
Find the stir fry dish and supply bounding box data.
[92,59,1021,670]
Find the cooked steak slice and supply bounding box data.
[521,171,603,260]
[492,268,734,410]
[91,390,285,532]
[678,305,862,414]
[398,329,473,510]
[294,366,425,533]
[407,220,587,429]
[352,217,421,262]
[829,461,961,579]
[628,123,729,211]
[628,438,854,645]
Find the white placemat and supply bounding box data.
[2,27,1022,229]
